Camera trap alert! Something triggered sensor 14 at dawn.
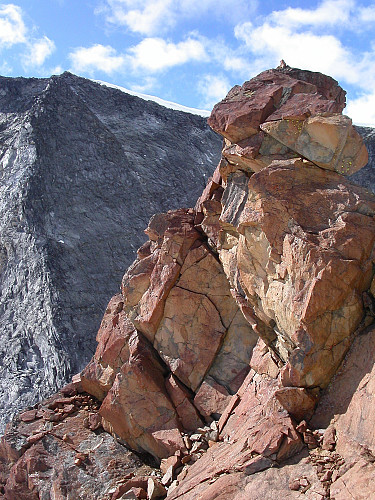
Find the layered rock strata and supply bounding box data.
[1,67,375,499]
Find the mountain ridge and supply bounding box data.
[0,72,222,432]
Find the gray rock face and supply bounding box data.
[0,72,222,432]
[351,126,375,193]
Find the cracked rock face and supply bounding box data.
[1,67,375,500]
[0,72,222,432]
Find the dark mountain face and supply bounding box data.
[352,126,375,192]
[0,73,222,432]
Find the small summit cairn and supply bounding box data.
[207,66,368,177]
[277,59,287,69]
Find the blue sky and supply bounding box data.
[1,0,375,125]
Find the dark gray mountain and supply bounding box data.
[352,126,375,192]
[0,72,222,432]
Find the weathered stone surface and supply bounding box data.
[99,333,184,460]
[312,326,375,457]
[274,387,317,422]
[249,338,280,379]
[0,388,156,499]
[168,370,303,499]
[154,285,225,391]
[208,68,345,143]
[261,114,368,175]
[122,209,201,341]
[80,294,136,400]
[266,91,343,121]
[165,374,203,432]
[233,160,375,388]
[193,377,232,419]
[233,453,327,500]
[329,459,375,500]
[177,243,258,392]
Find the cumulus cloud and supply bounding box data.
[197,74,230,109]
[0,4,56,71]
[98,0,257,35]
[130,75,157,92]
[346,91,375,127]
[128,37,207,72]
[23,36,55,68]
[235,21,356,83]
[269,0,355,28]
[234,0,375,93]
[69,44,125,74]
[0,3,27,46]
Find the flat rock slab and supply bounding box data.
[261,114,368,175]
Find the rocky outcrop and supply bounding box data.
[0,73,221,432]
[1,67,375,499]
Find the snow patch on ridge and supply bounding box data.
[94,80,210,117]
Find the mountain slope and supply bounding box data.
[0,72,222,432]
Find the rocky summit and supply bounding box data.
[1,67,375,500]
[0,72,222,433]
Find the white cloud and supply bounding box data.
[130,75,157,92]
[128,37,207,72]
[0,60,12,74]
[346,91,375,127]
[23,36,55,68]
[357,5,375,23]
[234,0,375,95]
[0,3,27,46]
[51,65,63,75]
[0,5,56,71]
[99,0,257,35]
[69,44,125,75]
[197,74,230,109]
[270,0,355,28]
[235,22,355,83]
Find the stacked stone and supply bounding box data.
[207,67,367,180]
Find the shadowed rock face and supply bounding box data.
[0,72,222,432]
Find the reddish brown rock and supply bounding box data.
[312,326,375,457]
[154,285,225,391]
[329,459,375,500]
[249,338,280,378]
[80,294,137,400]
[147,477,167,499]
[0,390,153,500]
[232,160,375,388]
[176,242,258,391]
[168,370,303,499]
[274,387,317,422]
[122,209,201,341]
[193,377,232,419]
[208,68,345,143]
[99,334,184,460]
[19,410,38,423]
[261,114,368,175]
[165,374,203,432]
[266,92,343,121]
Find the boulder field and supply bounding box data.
[1,67,375,499]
